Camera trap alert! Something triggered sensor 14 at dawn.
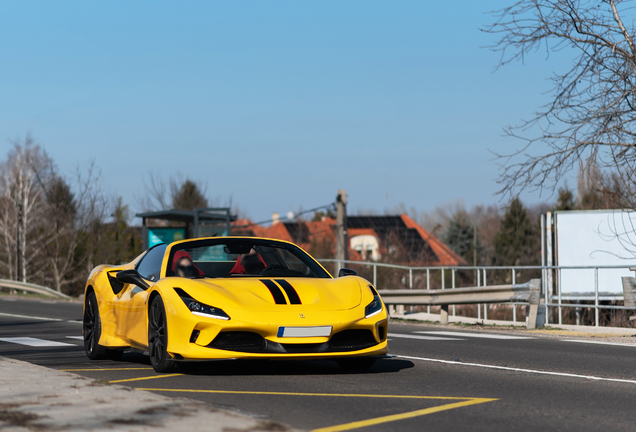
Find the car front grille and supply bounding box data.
[208,329,378,354]
[280,343,328,354]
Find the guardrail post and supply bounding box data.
[622,275,636,321]
[526,279,541,329]
[440,304,449,325]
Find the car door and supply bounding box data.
[115,244,167,348]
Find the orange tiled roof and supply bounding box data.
[230,218,268,237]
[348,228,378,238]
[400,214,466,266]
[262,222,294,243]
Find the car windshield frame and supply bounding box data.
[164,238,332,279]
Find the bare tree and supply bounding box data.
[0,136,55,282]
[419,200,467,237]
[484,0,636,202]
[137,172,170,211]
[0,195,15,279]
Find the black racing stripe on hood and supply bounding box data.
[275,279,302,305]
[260,279,287,304]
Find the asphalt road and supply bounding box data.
[2,295,636,431]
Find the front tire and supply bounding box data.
[148,296,179,373]
[83,291,123,360]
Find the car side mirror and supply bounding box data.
[116,269,150,290]
[338,268,357,277]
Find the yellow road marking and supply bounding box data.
[134,388,471,400]
[60,367,154,372]
[134,388,498,431]
[109,373,182,383]
[312,398,497,432]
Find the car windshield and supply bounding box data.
[166,238,331,279]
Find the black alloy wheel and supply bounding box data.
[148,296,179,373]
[336,357,377,371]
[83,292,122,360]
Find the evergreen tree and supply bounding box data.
[172,180,208,210]
[47,176,77,222]
[493,198,539,266]
[555,186,575,211]
[42,176,79,291]
[444,211,481,264]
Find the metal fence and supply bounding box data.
[318,259,636,328]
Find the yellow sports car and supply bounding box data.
[83,237,388,372]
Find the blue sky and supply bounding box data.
[0,1,570,223]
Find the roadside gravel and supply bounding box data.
[0,356,298,432]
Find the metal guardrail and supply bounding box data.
[378,279,541,329]
[319,258,636,327]
[0,279,72,300]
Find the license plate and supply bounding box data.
[277,326,332,338]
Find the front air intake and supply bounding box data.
[208,331,267,352]
[328,330,377,351]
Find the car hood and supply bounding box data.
[169,276,363,311]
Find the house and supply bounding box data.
[231,213,465,267]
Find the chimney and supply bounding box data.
[272,212,280,225]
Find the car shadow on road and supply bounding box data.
[184,358,414,376]
[117,352,413,376]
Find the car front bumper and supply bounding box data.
[165,304,389,360]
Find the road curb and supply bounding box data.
[0,356,299,431]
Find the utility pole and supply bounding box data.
[335,190,347,272]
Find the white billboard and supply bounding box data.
[555,210,636,294]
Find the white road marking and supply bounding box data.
[0,337,75,347]
[415,331,534,340]
[66,336,84,340]
[0,312,81,324]
[387,333,464,341]
[562,339,636,347]
[396,354,636,385]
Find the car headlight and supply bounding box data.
[174,288,230,321]
[365,295,383,318]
